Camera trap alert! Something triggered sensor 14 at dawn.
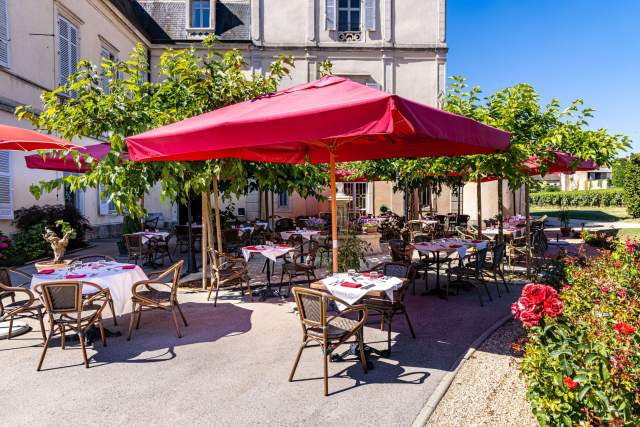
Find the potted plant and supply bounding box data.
[337,235,372,272]
[558,209,571,237]
[34,220,75,271]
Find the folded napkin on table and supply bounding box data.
[65,274,86,279]
[38,269,55,274]
[121,265,137,270]
[340,282,362,288]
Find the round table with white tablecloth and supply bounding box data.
[30,261,148,316]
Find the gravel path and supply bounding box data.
[426,320,538,427]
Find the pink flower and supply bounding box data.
[543,297,563,317]
[617,289,628,299]
[0,242,8,249]
[519,308,542,327]
[600,286,611,293]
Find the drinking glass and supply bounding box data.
[370,271,378,280]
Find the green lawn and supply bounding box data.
[531,206,631,223]
[616,228,640,240]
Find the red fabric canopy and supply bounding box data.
[126,76,510,163]
[520,151,598,175]
[0,124,78,152]
[25,143,111,172]
[336,169,375,182]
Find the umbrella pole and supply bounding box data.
[330,151,339,273]
[476,178,482,239]
[213,178,223,256]
[498,179,504,244]
[525,182,531,277]
[205,189,216,268]
[185,196,197,274]
[201,192,208,290]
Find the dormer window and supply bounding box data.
[191,0,211,28]
[338,0,361,32]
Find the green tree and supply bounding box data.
[611,157,628,188]
[623,154,640,217]
[17,37,328,218]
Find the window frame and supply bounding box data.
[98,183,117,216]
[0,0,11,68]
[57,14,79,88]
[0,151,13,220]
[276,192,290,210]
[189,0,213,29]
[338,0,362,32]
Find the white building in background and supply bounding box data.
[0,0,514,235]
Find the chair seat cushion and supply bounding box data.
[307,317,360,339]
[4,300,44,310]
[448,266,476,276]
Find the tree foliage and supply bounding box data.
[623,154,640,218]
[611,158,628,188]
[17,37,329,218]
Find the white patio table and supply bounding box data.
[31,261,148,316]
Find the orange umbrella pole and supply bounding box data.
[330,150,339,273]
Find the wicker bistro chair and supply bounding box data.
[289,287,368,396]
[36,281,109,371]
[275,218,295,233]
[207,249,252,306]
[361,263,416,354]
[0,270,46,342]
[0,267,32,316]
[388,239,412,263]
[446,247,492,306]
[127,260,187,340]
[482,242,509,297]
[144,216,159,232]
[123,234,151,266]
[221,228,243,257]
[280,241,319,297]
[174,225,190,254]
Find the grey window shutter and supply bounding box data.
[364,0,376,31]
[100,48,111,93]
[325,0,337,30]
[98,183,112,216]
[0,0,9,67]
[58,16,78,87]
[0,151,13,220]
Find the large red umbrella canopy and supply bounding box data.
[25,143,111,172]
[126,76,511,272]
[127,75,510,163]
[520,150,598,175]
[0,124,78,151]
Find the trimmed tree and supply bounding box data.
[623,154,640,218]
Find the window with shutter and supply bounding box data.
[364,0,376,31]
[277,192,290,209]
[100,48,116,94]
[58,15,78,87]
[0,151,13,220]
[0,0,9,68]
[338,0,361,32]
[325,0,337,30]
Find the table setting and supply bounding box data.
[318,271,404,307]
[279,228,321,241]
[31,260,148,315]
[132,230,170,244]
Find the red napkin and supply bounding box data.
[65,274,86,279]
[361,272,371,277]
[340,282,362,288]
[244,246,258,251]
[122,265,137,270]
[449,244,462,249]
[38,269,55,274]
[472,240,482,243]
[277,244,290,249]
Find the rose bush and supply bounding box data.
[516,242,640,426]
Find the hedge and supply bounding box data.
[529,189,624,207]
[623,154,640,217]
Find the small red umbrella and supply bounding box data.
[0,124,78,151]
[127,76,511,272]
[25,143,111,172]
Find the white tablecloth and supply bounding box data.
[279,229,321,241]
[132,231,170,244]
[320,274,403,308]
[241,245,294,262]
[31,262,148,316]
[415,239,488,259]
[483,227,523,238]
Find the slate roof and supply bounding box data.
[131,0,250,43]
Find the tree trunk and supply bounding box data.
[498,179,504,244]
[201,192,208,290]
[476,179,482,239]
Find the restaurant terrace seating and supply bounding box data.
[447,247,492,306]
[207,249,252,306]
[361,262,416,354]
[36,281,109,371]
[127,260,187,340]
[70,255,119,325]
[0,269,46,342]
[289,287,368,396]
[279,240,319,296]
[123,234,151,266]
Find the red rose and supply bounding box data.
[614,322,637,335]
[563,377,577,390]
[600,286,611,293]
[523,283,546,304]
[519,307,542,327]
[0,242,8,249]
[617,289,628,299]
[543,297,563,317]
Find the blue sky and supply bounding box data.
[447,0,640,154]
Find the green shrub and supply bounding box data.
[516,242,640,425]
[611,158,628,188]
[529,188,624,207]
[623,154,640,217]
[13,204,89,250]
[11,223,50,263]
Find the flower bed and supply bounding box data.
[514,242,639,425]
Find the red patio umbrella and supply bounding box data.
[25,143,111,172]
[127,75,510,272]
[0,124,79,151]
